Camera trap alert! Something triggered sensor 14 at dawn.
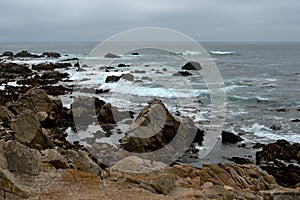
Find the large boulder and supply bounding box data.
[256,139,300,163]
[4,140,41,175]
[10,87,63,115]
[222,131,243,144]
[119,98,203,156]
[11,111,51,148]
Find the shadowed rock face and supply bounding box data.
[222,131,243,144]
[119,98,203,154]
[256,139,300,188]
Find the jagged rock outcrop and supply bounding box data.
[256,139,300,188]
[119,98,204,157]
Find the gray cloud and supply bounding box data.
[0,0,299,41]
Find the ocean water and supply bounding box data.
[1,42,299,146]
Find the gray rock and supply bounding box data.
[0,140,8,169]
[104,52,120,58]
[119,98,202,157]
[111,156,167,173]
[4,140,41,175]
[121,73,134,81]
[11,111,51,148]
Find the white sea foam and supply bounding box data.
[177,50,202,56]
[99,80,208,99]
[241,123,300,143]
[210,51,236,55]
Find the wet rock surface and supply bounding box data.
[222,131,243,144]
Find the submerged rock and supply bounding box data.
[104,52,120,58]
[172,71,192,76]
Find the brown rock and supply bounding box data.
[66,150,102,176]
[0,168,30,199]
[150,174,178,195]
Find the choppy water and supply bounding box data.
[1,42,299,146]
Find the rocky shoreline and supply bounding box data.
[1,51,300,199]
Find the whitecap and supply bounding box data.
[241,123,300,143]
[210,51,236,55]
[177,50,202,56]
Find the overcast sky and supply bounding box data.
[1,0,299,42]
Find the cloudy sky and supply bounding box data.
[1,0,299,42]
